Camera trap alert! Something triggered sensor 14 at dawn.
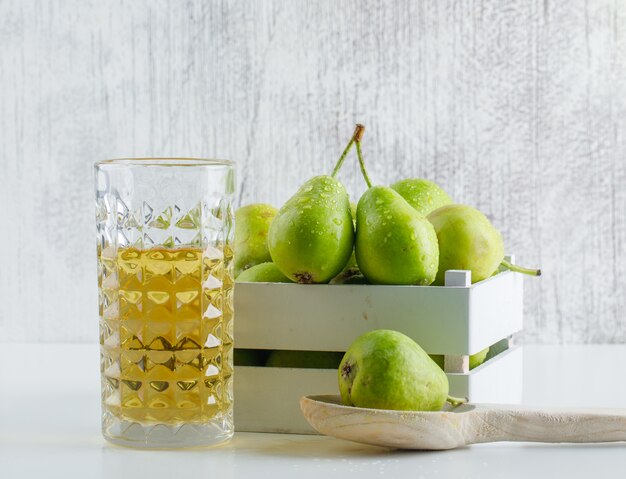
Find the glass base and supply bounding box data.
[102,411,234,449]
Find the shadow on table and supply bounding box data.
[231,433,437,459]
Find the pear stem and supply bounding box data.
[446,396,467,407]
[355,139,373,189]
[331,124,365,178]
[501,259,541,277]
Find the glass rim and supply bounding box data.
[95,157,235,167]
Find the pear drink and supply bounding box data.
[100,246,233,425]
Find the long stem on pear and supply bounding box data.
[446,396,467,407]
[500,259,541,277]
[331,124,365,178]
[355,137,373,189]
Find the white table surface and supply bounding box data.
[2,344,626,478]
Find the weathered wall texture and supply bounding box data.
[0,1,624,343]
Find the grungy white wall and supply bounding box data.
[0,0,625,343]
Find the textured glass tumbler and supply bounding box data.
[95,158,235,448]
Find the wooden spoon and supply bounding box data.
[300,395,626,450]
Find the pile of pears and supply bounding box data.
[235,124,541,409]
[235,124,540,287]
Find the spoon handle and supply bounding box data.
[471,405,626,444]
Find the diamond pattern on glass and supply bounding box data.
[97,194,234,425]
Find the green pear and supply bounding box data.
[234,204,277,277]
[266,350,344,369]
[349,201,357,221]
[234,349,270,366]
[428,204,541,284]
[338,330,450,411]
[235,262,292,283]
[355,186,439,285]
[329,204,359,284]
[268,176,354,283]
[429,347,490,371]
[329,250,361,284]
[469,347,489,369]
[266,125,366,284]
[391,178,452,216]
[427,204,504,285]
[350,130,439,285]
[342,248,358,271]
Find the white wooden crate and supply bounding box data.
[232,256,525,433]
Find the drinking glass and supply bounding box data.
[95,158,235,448]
